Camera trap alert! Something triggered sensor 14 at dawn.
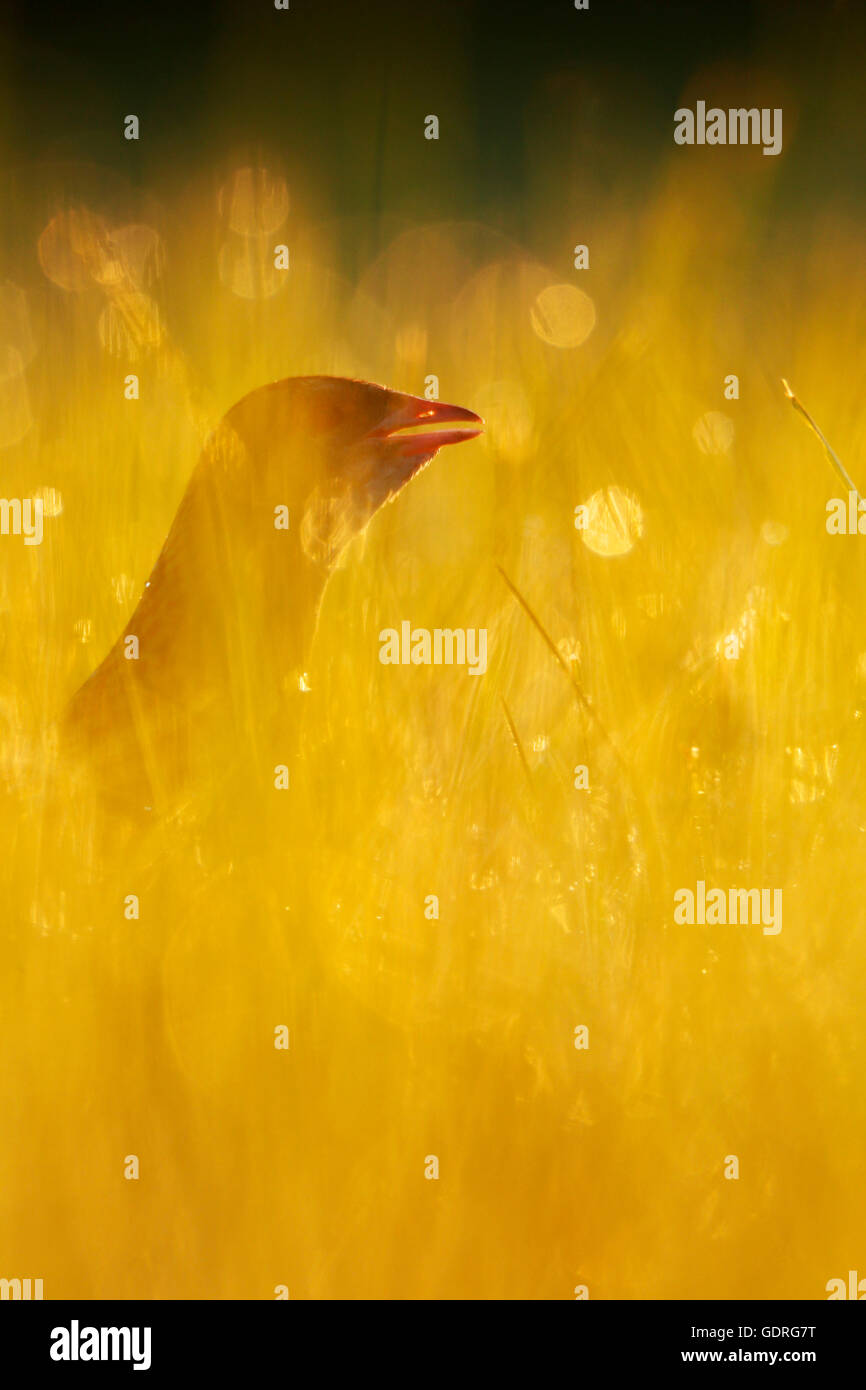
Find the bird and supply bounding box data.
[60,375,483,831]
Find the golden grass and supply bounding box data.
[2,149,866,1299]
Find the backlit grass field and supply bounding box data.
[2,0,866,1300]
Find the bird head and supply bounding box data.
[218,374,483,568]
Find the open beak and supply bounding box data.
[370,393,484,457]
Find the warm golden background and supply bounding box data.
[2,0,866,1298]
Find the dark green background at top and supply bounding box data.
[1,0,865,268]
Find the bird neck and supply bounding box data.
[63,458,329,817]
[131,483,325,707]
